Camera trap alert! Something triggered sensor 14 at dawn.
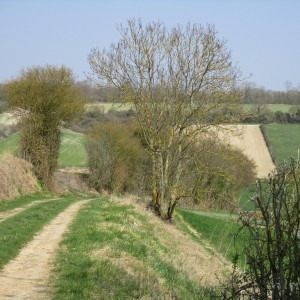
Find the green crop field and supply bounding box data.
[263,124,300,164]
[243,104,297,113]
[0,129,88,167]
[58,129,87,167]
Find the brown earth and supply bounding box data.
[220,124,275,178]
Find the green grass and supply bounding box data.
[0,195,81,271]
[58,129,87,167]
[0,192,54,212]
[0,129,88,167]
[243,104,297,113]
[264,124,300,164]
[177,209,248,268]
[0,132,19,155]
[52,198,214,299]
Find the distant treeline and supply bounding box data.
[243,82,300,105]
[1,81,300,124]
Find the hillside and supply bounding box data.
[220,125,275,178]
[0,195,231,298]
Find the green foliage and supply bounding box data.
[86,121,150,194]
[5,65,86,188]
[181,138,256,211]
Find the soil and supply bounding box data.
[0,199,91,299]
[221,124,275,178]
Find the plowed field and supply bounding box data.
[223,125,275,178]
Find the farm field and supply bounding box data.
[263,124,300,164]
[0,129,88,167]
[243,103,298,113]
[219,124,275,178]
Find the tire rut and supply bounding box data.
[0,198,92,299]
[0,198,60,223]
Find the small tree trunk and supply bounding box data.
[167,197,177,220]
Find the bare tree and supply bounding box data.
[221,158,300,299]
[88,19,242,219]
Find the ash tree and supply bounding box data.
[88,19,242,219]
[5,65,86,188]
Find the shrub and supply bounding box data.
[221,157,300,299]
[86,121,150,194]
[180,138,256,211]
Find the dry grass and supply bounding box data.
[111,194,231,287]
[0,153,40,200]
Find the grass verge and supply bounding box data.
[0,192,54,212]
[0,195,81,270]
[177,209,248,268]
[51,198,216,299]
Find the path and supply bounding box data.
[0,199,91,299]
[0,199,59,223]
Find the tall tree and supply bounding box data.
[5,65,86,188]
[88,19,242,219]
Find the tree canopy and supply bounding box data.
[88,19,243,219]
[5,65,86,187]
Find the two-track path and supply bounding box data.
[0,199,91,299]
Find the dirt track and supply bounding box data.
[223,124,275,178]
[0,199,90,299]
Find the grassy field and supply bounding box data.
[58,129,87,167]
[263,124,300,164]
[243,103,297,113]
[0,129,88,167]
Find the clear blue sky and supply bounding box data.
[1,0,299,91]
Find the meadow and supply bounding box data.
[243,103,297,113]
[263,124,300,164]
[0,129,88,167]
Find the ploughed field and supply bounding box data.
[220,124,275,178]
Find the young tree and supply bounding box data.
[222,158,300,299]
[5,65,86,188]
[88,19,242,219]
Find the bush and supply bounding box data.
[221,157,300,299]
[86,121,150,194]
[180,139,256,211]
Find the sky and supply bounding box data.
[1,0,300,91]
